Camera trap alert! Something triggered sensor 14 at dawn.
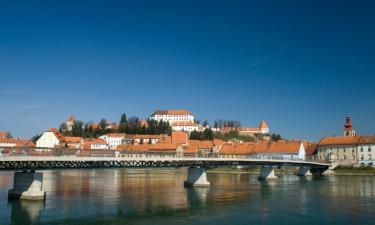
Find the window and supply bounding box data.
[361,148,364,152]
[369,148,371,152]
[361,155,364,160]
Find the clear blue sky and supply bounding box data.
[1,0,374,141]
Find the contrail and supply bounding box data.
[249,48,283,67]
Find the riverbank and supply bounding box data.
[332,166,375,175]
[208,167,299,175]
[208,166,375,176]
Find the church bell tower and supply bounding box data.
[344,114,356,137]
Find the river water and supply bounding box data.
[0,169,374,225]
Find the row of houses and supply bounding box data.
[33,128,309,159]
[0,131,36,149]
[35,128,173,150]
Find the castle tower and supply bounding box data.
[259,120,269,134]
[66,115,76,131]
[344,114,356,137]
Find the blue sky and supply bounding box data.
[0,0,374,141]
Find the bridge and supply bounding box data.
[0,147,330,200]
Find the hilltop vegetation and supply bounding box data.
[59,113,171,138]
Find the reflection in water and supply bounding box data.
[0,169,374,225]
[8,199,45,225]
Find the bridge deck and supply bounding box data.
[0,156,330,171]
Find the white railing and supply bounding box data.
[0,147,325,163]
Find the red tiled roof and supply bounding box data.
[116,143,178,151]
[0,138,35,147]
[0,131,11,139]
[105,133,127,138]
[48,128,65,141]
[237,127,261,132]
[64,136,82,143]
[188,140,214,149]
[304,141,318,156]
[82,138,107,149]
[318,135,375,145]
[254,141,302,153]
[318,136,360,145]
[151,110,193,116]
[358,136,375,144]
[130,134,162,139]
[171,121,198,126]
[213,139,225,146]
[171,132,188,144]
[220,143,256,154]
[259,120,269,129]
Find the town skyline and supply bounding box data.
[1,1,375,141]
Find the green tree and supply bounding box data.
[98,118,107,130]
[271,133,282,141]
[118,113,128,132]
[31,133,42,143]
[72,120,84,137]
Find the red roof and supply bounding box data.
[64,136,82,143]
[304,141,318,156]
[237,127,261,132]
[0,138,35,147]
[82,138,107,149]
[319,135,375,145]
[171,121,197,126]
[48,128,65,141]
[105,133,127,138]
[254,141,302,153]
[151,110,193,116]
[259,120,268,129]
[188,140,214,149]
[0,131,12,139]
[318,136,360,145]
[171,132,188,144]
[220,143,256,154]
[116,143,178,151]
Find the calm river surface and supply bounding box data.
[0,169,374,225]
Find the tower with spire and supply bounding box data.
[344,114,356,137]
[66,115,76,132]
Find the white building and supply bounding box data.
[99,133,131,149]
[316,115,375,166]
[149,110,194,124]
[171,121,199,132]
[357,136,375,165]
[253,141,306,160]
[36,128,64,148]
[36,128,82,149]
[83,138,108,150]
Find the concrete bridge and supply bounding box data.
[0,148,330,200]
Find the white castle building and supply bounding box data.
[149,110,194,124]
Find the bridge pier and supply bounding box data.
[258,166,277,180]
[297,166,312,176]
[184,167,210,187]
[8,171,46,200]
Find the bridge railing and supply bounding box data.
[0,146,325,163]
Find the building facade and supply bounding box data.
[317,115,375,166]
[149,110,194,124]
[99,133,132,149]
[171,121,199,132]
[36,128,63,148]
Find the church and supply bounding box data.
[317,114,375,166]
